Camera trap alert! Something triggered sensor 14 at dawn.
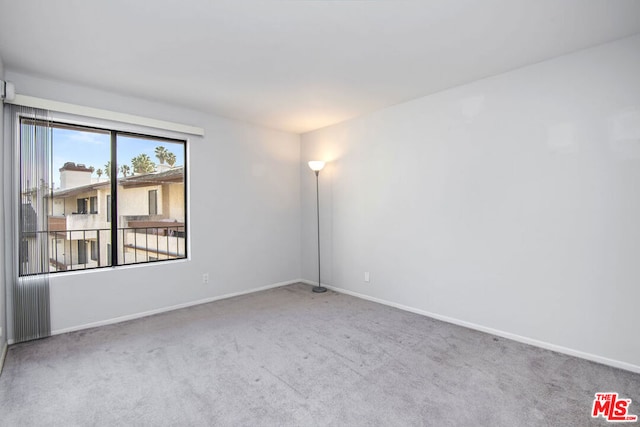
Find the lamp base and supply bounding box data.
[312,286,327,293]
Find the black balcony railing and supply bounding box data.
[120,225,186,265]
[20,225,186,275]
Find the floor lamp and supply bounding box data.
[308,161,327,293]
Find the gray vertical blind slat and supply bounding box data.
[8,104,51,342]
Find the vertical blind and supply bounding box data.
[5,104,52,342]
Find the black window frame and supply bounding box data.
[18,118,188,276]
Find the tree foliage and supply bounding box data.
[131,154,156,174]
[165,152,177,167]
[155,146,169,164]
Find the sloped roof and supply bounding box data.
[51,181,110,198]
[120,167,184,188]
[50,166,184,197]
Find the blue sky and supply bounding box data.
[51,128,184,187]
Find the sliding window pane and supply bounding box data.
[20,120,112,274]
[50,124,112,271]
[116,134,186,265]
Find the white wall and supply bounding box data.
[0,55,6,353]
[5,71,301,335]
[301,35,640,371]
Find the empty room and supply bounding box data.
[1,1,639,425]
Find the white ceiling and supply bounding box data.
[1,0,639,134]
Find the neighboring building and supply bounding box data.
[47,162,185,271]
[58,162,95,190]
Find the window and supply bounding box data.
[77,240,88,265]
[90,240,98,261]
[18,118,187,275]
[20,239,29,264]
[117,134,186,266]
[148,190,158,215]
[106,195,112,222]
[77,198,88,214]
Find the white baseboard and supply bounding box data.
[0,340,7,375]
[51,279,300,336]
[300,280,640,374]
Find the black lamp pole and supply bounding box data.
[312,169,327,293]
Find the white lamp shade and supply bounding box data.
[308,161,325,172]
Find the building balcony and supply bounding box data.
[49,214,106,238]
[44,224,185,272]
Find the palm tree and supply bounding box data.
[131,154,156,174]
[104,161,111,178]
[120,164,131,177]
[96,168,103,181]
[155,146,169,164]
[165,152,177,167]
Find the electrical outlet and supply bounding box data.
[364,272,370,283]
[202,273,209,284]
